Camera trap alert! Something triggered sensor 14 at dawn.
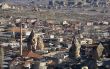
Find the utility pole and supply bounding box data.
[0,46,4,69]
[20,22,22,56]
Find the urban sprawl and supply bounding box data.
[0,0,110,69]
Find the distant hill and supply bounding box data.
[4,0,31,4]
[0,0,3,3]
[3,0,49,5]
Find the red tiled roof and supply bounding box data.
[7,27,27,32]
[22,50,42,58]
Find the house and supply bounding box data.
[1,3,11,9]
[0,18,8,24]
[32,61,47,69]
[87,22,93,26]
[1,2,25,10]
[82,66,88,69]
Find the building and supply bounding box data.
[0,18,8,24]
[1,2,25,10]
[1,3,11,9]
[32,61,47,69]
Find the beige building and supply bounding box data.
[1,3,11,9]
[1,2,24,10]
[0,18,8,24]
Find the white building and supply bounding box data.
[1,3,11,9]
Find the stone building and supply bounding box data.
[1,3,11,9]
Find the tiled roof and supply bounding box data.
[22,50,42,58]
[7,27,27,32]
